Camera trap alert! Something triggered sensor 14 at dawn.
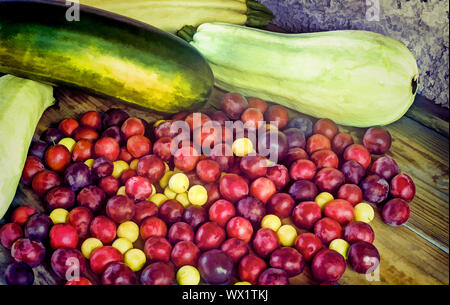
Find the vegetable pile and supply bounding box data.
[0,92,416,285]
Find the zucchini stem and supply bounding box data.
[177,25,197,42]
[246,0,274,27]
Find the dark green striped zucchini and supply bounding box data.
[0,0,214,113]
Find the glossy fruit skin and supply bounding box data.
[390,174,415,202]
[90,216,116,244]
[315,168,345,194]
[363,127,391,155]
[22,156,45,185]
[44,144,71,172]
[125,176,153,201]
[341,160,366,185]
[248,97,268,113]
[226,216,253,243]
[59,118,79,136]
[381,198,410,226]
[159,199,184,224]
[266,193,295,219]
[174,146,200,172]
[221,238,249,264]
[141,262,175,285]
[196,159,221,183]
[235,196,266,228]
[198,249,234,285]
[90,246,123,274]
[101,262,137,285]
[144,236,172,262]
[28,140,48,159]
[183,206,207,229]
[347,242,380,274]
[284,128,306,149]
[238,254,267,284]
[241,107,264,129]
[64,162,92,191]
[257,268,289,285]
[209,199,236,227]
[240,155,267,180]
[270,247,305,277]
[289,159,316,180]
[80,111,102,129]
[77,185,106,213]
[313,118,339,140]
[306,134,331,155]
[250,177,276,204]
[98,176,120,196]
[31,170,61,197]
[68,207,93,238]
[51,247,86,279]
[24,213,53,241]
[49,224,78,249]
[221,92,248,119]
[289,180,318,202]
[266,164,290,190]
[285,147,309,166]
[311,249,346,282]
[11,238,45,267]
[195,221,226,251]
[314,217,342,245]
[337,184,363,206]
[219,174,249,203]
[310,150,339,169]
[265,105,289,130]
[323,199,354,225]
[253,228,280,258]
[72,139,93,162]
[171,241,200,267]
[168,222,194,244]
[94,137,120,162]
[121,118,145,140]
[106,195,135,223]
[140,216,167,240]
[102,126,123,146]
[45,186,76,210]
[292,201,322,230]
[295,233,323,261]
[42,127,63,144]
[153,137,173,162]
[92,157,114,178]
[344,144,371,169]
[103,108,129,128]
[0,223,23,249]
[370,156,399,181]
[5,262,34,285]
[344,221,375,244]
[127,135,151,158]
[137,155,166,183]
[360,174,390,204]
[331,133,354,155]
[11,206,36,226]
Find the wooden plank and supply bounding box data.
[406,94,449,138]
[0,87,448,285]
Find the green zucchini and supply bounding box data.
[178,23,419,127]
[0,0,213,113]
[0,75,54,219]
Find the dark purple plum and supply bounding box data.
[101,262,137,285]
[183,206,208,229]
[102,108,129,128]
[44,186,76,210]
[64,162,92,191]
[11,238,45,267]
[288,180,318,202]
[257,268,289,285]
[101,126,123,146]
[198,249,234,285]
[140,262,174,285]
[286,117,314,138]
[370,156,399,181]
[283,128,306,149]
[347,242,380,274]
[235,196,266,228]
[258,131,289,162]
[28,140,48,159]
[24,213,52,241]
[360,174,389,204]
[51,247,86,280]
[5,262,34,285]
[341,160,366,185]
[42,128,64,144]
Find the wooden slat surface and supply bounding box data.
[0,87,448,285]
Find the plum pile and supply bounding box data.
[0,92,415,285]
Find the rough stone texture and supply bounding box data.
[260,0,449,108]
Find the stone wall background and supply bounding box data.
[260,0,449,108]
